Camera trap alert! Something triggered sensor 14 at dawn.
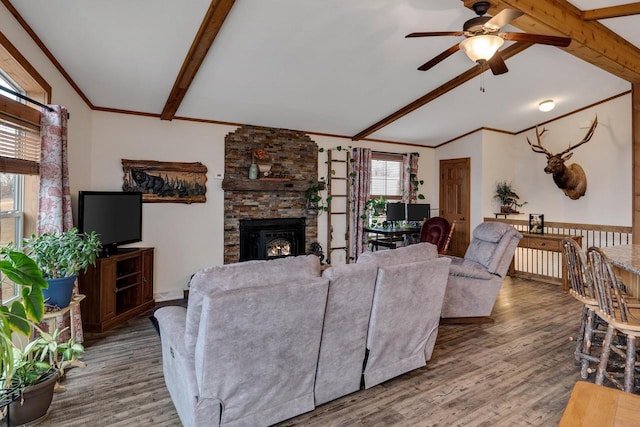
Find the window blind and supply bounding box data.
[0,113,40,175]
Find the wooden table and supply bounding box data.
[559,381,640,426]
[602,244,640,298]
[513,232,583,292]
[364,226,421,250]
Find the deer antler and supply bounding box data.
[527,125,551,156]
[558,115,598,157]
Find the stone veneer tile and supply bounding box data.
[224,125,319,264]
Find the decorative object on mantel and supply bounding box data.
[122,159,207,203]
[258,163,272,177]
[248,163,258,180]
[529,213,544,234]
[252,148,273,178]
[527,115,598,200]
[494,181,526,214]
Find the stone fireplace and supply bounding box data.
[222,125,319,264]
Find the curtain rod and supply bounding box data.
[0,86,54,112]
[372,150,415,156]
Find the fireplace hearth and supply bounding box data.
[239,218,306,261]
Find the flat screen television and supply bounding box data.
[385,202,406,222]
[78,191,143,256]
[406,203,431,222]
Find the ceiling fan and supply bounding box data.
[406,1,571,75]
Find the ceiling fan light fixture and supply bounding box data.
[539,100,555,112]
[459,35,504,63]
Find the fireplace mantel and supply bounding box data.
[222,178,324,192]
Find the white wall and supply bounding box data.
[482,131,516,217]
[433,93,631,233]
[90,112,236,300]
[512,94,631,226]
[1,3,93,211]
[89,115,436,300]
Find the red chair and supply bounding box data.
[419,217,453,254]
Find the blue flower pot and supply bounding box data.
[42,275,77,308]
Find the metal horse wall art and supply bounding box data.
[527,116,598,200]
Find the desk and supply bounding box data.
[512,232,582,292]
[364,226,421,250]
[559,381,640,426]
[602,244,640,298]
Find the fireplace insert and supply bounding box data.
[239,218,305,261]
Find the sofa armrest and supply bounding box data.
[155,306,189,355]
[448,263,494,280]
[155,306,220,427]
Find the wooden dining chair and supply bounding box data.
[587,246,640,392]
[562,238,605,379]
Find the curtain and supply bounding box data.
[402,152,420,204]
[38,105,83,342]
[38,105,72,234]
[349,147,371,261]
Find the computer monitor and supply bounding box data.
[406,203,431,221]
[385,202,406,221]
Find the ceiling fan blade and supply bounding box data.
[417,44,460,71]
[501,32,571,47]
[484,9,523,31]
[487,51,508,75]
[406,31,463,38]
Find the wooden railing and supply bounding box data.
[485,217,632,284]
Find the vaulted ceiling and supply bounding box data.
[4,0,640,147]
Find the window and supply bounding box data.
[370,153,403,201]
[0,39,45,303]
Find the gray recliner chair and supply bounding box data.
[154,255,329,427]
[357,243,452,388]
[441,221,522,320]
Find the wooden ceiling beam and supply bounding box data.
[160,0,235,121]
[352,42,531,141]
[462,0,640,83]
[582,3,640,20]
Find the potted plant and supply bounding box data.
[8,338,58,426]
[494,181,527,214]
[362,196,387,227]
[8,327,84,425]
[23,228,102,308]
[0,247,48,417]
[304,179,330,214]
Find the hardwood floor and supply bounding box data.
[38,277,587,426]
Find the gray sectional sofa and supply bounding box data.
[155,242,450,426]
[154,222,520,426]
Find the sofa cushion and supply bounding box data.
[191,254,321,293]
[314,262,378,405]
[184,255,321,352]
[472,221,512,243]
[448,259,495,280]
[357,242,437,266]
[464,239,496,270]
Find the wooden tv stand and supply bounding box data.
[78,247,155,333]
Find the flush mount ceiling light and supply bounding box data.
[459,35,504,63]
[538,100,555,112]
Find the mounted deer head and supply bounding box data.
[527,116,598,200]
